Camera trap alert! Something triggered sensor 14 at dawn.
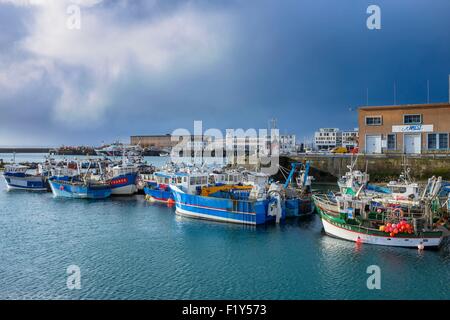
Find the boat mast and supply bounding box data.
[77,160,81,177]
[98,160,104,177]
[83,161,92,184]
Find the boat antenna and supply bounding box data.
[77,160,81,177]
[350,152,360,172]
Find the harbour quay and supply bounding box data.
[285,153,450,182]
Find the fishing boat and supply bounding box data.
[313,176,445,248]
[144,171,181,203]
[144,163,213,203]
[95,141,142,157]
[145,165,259,204]
[170,168,285,225]
[338,156,423,202]
[2,164,48,191]
[48,161,112,199]
[49,178,112,199]
[280,162,314,217]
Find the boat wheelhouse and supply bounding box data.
[386,181,420,201]
[385,163,420,201]
[209,170,244,186]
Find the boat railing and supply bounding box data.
[313,193,336,206]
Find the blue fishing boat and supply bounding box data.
[170,171,285,225]
[280,162,314,217]
[2,164,48,191]
[49,178,112,199]
[143,171,180,203]
[48,161,112,199]
[144,184,174,203]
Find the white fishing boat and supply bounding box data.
[2,164,48,191]
[313,176,446,248]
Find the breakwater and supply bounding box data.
[0,147,51,153]
[285,154,450,182]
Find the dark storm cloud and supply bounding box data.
[0,0,449,146]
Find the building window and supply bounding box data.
[365,116,382,126]
[404,114,422,124]
[428,133,449,150]
[439,133,449,149]
[387,134,396,150]
[428,134,437,149]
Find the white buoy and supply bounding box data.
[418,242,425,251]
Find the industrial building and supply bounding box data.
[130,134,208,150]
[358,103,450,154]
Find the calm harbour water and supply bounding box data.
[0,155,449,299]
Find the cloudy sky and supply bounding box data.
[0,0,449,147]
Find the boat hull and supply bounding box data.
[2,174,47,191]
[111,184,137,195]
[110,173,138,195]
[49,180,112,199]
[320,214,442,247]
[172,189,280,225]
[285,198,313,217]
[144,186,174,203]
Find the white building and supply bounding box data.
[314,128,358,150]
[314,128,339,150]
[280,134,296,154]
[204,130,295,155]
[341,129,359,149]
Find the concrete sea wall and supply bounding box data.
[285,154,450,182]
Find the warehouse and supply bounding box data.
[130,134,174,148]
[130,134,208,150]
[358,103,450,154]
